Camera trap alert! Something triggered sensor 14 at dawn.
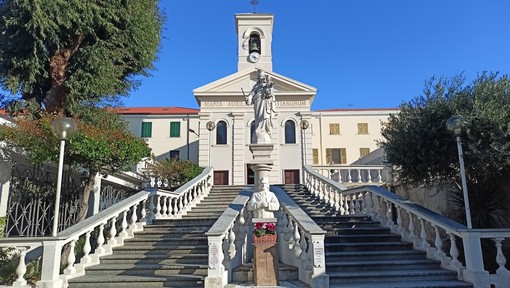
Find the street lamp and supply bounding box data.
[51,117,77,236]
[206,121,216,167]
[446,115,472,229]
[300,120,309,165]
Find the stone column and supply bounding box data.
[0,154,11,217]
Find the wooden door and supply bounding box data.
[284,170,300,184]
[213,171,229,185]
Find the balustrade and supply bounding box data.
[0,167,214,288]
[304,165,510,288]
[312,164,388,185]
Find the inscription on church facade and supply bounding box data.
[201,99,308,107]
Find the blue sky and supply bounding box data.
[126,0,510,110]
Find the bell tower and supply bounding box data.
[236,13,274,72]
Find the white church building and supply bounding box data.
[119,13,399,186]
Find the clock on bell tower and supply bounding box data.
[235,13,274,72]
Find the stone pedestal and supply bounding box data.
[253,234,279,286]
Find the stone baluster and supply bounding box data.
[119,210,128,239]
[170,198,177,216]
[448,233,462,268]
[367,169,373,183]
[160,196,168,217]
[140,199,147,222]
[419,218,430,250]
[338,169,343,183]
[81,231,92,265]
[131,204,138,226]
[385,201,393,230]
[333,190,340,211]
[349,195,356,215]
[13,247,27,286]
[407,213,417,243]
[364,191,373,215]
[378,169,383,183]
[494,238,509,274]
[108,216,118,246]
[372,194,381,220]
[348,169,352,183]
[228,224,236,259]
[396,206,404,235]
[155,195,162,218]
[177,196,183,214]
[64,240,77,275]
[433,226,450,266]
[338,193,345,215]
[293,223,302,258]
[354,193,361,214]
[343,195,350,215]
[300,231,309,274]
[357,168,362,183]
[95,224,106,257]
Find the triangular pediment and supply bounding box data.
[193,67,317,96]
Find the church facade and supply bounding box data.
[120,13,399,185]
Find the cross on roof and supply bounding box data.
[250,0,259,12]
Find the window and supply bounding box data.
[357,123,369,135]
[216,121,227,145]
[284,120,296,144]
[360,148,370,158]
[169,150,180,159]
[329,123,340,135]
[312,149,319,164]
[326,148,347,164]
[170,122,181,138]
[141,122,152,138]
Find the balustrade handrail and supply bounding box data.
[304,165,510,288]
[312,164,386,170]
[205,190,251,237]
[272,185,326,235]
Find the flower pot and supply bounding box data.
[253,233,277,244]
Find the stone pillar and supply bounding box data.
[0,154,11,217]
[253,218,279,287]
[249,143,280,285]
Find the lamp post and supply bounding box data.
[206,121,216,167]
[446,115,472,229]
[51,117,77,236]
[300,120,309,165]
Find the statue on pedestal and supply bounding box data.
[247,176,280,218]
[244,69,276,143]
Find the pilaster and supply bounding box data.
[232,112,245,185]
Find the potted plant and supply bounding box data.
[253,222,277,244]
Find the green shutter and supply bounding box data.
[170,122,181,137]
[141,122,152,138]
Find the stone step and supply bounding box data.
[326,226,391,235]
[325,233,402,243]
[326,250,427,261]
[68,274,203,288]
[100,254,208,265]
[330,280,472,288]
[122,237,207,246]
[325,241,413,252]
[83,263,208,277]
[328,269,460,284]
[326,258,441,272]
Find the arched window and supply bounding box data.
[249,33,261,54]
[284,120,296,144]
[250,121,256,144]
[216,121,227,145]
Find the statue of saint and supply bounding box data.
[247,176,280,218]
[244,69,276,143]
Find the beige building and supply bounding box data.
[120,13,399,185]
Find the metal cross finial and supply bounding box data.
[250,0,259,12]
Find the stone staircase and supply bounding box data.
[68,185,246,288]
[281,184,472,288]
